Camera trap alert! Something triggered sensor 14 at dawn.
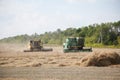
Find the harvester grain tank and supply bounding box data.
[24,40,53,52]
[63,37,92,53]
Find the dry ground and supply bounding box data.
[0,43,120,80]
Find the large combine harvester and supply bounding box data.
[63,37,92,53]
[24,40,53,52]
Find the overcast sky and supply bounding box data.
[0,0,120,39]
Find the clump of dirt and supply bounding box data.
[80,51,120,67]
[58,63,69,67]
[23,62,42,67]
[48,61,57,64]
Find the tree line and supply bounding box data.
[0,21,120,47]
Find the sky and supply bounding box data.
[0,0,120,39]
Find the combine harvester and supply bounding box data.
[24,40,53,52]
[63,37,92,53]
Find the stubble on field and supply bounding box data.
[0,43,120,80]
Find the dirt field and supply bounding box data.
[0,43,120,80]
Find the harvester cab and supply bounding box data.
[24,39,53,52]
[63,37,92,53]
